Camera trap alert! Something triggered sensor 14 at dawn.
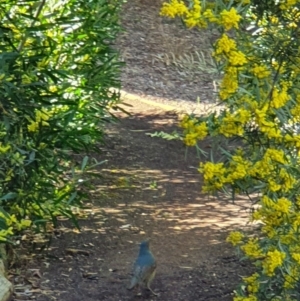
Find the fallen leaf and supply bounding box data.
[65,248,90,256]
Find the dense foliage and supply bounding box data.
[161,0,300,300]
[0,0,123,242]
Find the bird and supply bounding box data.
[128,239,157,296]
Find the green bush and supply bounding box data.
[0,0,123,242]
[161,0,300,300]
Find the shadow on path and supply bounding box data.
[21,97,253,301]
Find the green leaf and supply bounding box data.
[0,207,10,219]
[0,192,17,201]
[146,131,181,140]
[81,156,89,171]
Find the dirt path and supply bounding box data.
[10,1,255,300]
[14,95,253,301]
[116,0,219,104]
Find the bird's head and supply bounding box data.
[139,239,150,254]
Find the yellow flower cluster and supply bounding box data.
[199,161,226,190]
[283,266,299,289]
[248,148,287,185]
[270,82,290,109]
[243,273,260,293]
[263,249,286,276]
[279,230,296,245]
[28,108,51,133]
[252,64,271,79]
[244,193,300,290]
[290,103,300,118]
[213,33,247,67]
[248,194,300,285]
[185,0,203,28]
[227,154,251,182]
[254,105,282,139]
[220,8,241,30]
[264,148,287,164]
[279,0,298,10]
[226,231,244,246]
[252,193,300,243]
[214,34,237,55]
[0,143,11,154]
[0,211,31,241]
[253,196,292,231]
[200,142,297,193]
[218,109,251,137]
[279,168,297,192]
[219,66,239,99]
[292,253,300,264]
[161,1,241,30]
[203,9,218,23]
[0,228,13,242]
[213,34,247,99]
[160,0,204,28]
[228,50,247,66]
[160,0,188,18]
[241,238,263,259]
[237,0,251,4]
[179,115,208,146]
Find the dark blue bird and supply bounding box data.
[128,239,157,295]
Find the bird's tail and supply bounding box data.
[127,277,138,290]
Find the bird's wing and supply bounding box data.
[128,264,147,289]
[134,260,156,284]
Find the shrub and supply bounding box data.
[161,0,300,300]
[0,0,123,242]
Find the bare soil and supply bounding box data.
[9,1,255,301]
[116,0,220,105]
